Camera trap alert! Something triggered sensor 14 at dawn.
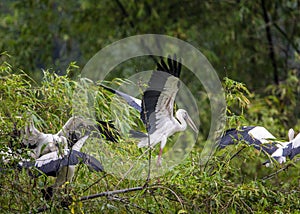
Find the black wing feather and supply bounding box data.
[141,55,182,131]
[21,150,103,177]
[219,126,277,155]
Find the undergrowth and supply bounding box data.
[0,55,300,213]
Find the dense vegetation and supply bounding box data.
[0,0,300,213]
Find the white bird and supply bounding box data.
[219,126,300,166]
[22,121,68,159]
[100,56,198,166]
[22,135,102,181]
[19,134,103,199]
[21,116,114,159]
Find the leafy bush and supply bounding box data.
[0,55,300,213]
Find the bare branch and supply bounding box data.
[80,186,145,201]
[261,0,279,84]
[262,158,300,180]
[273,23,300,55]
[108,195,154,214]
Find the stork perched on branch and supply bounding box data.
[1,135,103,181]
[219,126,300,166]
[2,116,109,198]
[21,116,119,158]
[22,121,68,159]
[20,135,103,185]
[19,134,103,199]
[100,55,198,166]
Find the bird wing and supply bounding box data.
[71,135,89,151]
[219,126,278,155]
[21,150,103,177]
[141,56,182,134]
[99,84,142,112]
[58,116,120,145]
[22,121,47,147]
[219,127,256,148]
[95,120,120,143]
[248,126,276,142]
[56,116,90,138]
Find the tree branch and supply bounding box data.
[261,158,300,180]
[273,23,300,55]
[80,186,145,201]
[261,0,279,85]
[114,0,135,29]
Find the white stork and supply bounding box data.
[18,134,103,199]
[21,116,118,159]
[22,120,68,159]
[21,135,103,182]
[2,135,103,180]
[100,56,198,166]
[219,126,300,166]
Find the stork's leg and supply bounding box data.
[157,147,163,166]
[157,138,167,167]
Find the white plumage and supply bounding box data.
[100,56,198,166]
[219,126,300,166]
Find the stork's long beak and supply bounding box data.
[186,114,198,133]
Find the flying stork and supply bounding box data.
[219,126,300,166]
[100,55,198,165]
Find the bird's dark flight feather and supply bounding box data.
[21,150,103,177]
[141,55,182,131]
[219,126,278,155]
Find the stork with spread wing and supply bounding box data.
[100,56,198,165]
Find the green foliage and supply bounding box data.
[223,77,252,129]
[1,0,300,212]
[247,70,300,135]
[1,56,300,213]
[1,0,299,88]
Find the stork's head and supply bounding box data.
[288,128,295,141]
[292,132,300,149]
[176,109,198,132]
[22,121,42,146]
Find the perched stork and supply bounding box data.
[100,56,198,165]
[22,121,68,159]
[21,137,103,181]
[19,134,103,199]
[219,126,300,165]
[2,135,103,179]
[21,116,120,158]
[19,134,103,178]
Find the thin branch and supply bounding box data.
[261,158,300,180]
[149,185,184,208]
[114,146,151,188]
[261,0,279,85]
[229,146,246,161]
[80,186,145,201]
[273,23,300,55]
[108,195,154,214]
[83,174,108,193]
[114,0,135,28]
[143,92,152,185]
